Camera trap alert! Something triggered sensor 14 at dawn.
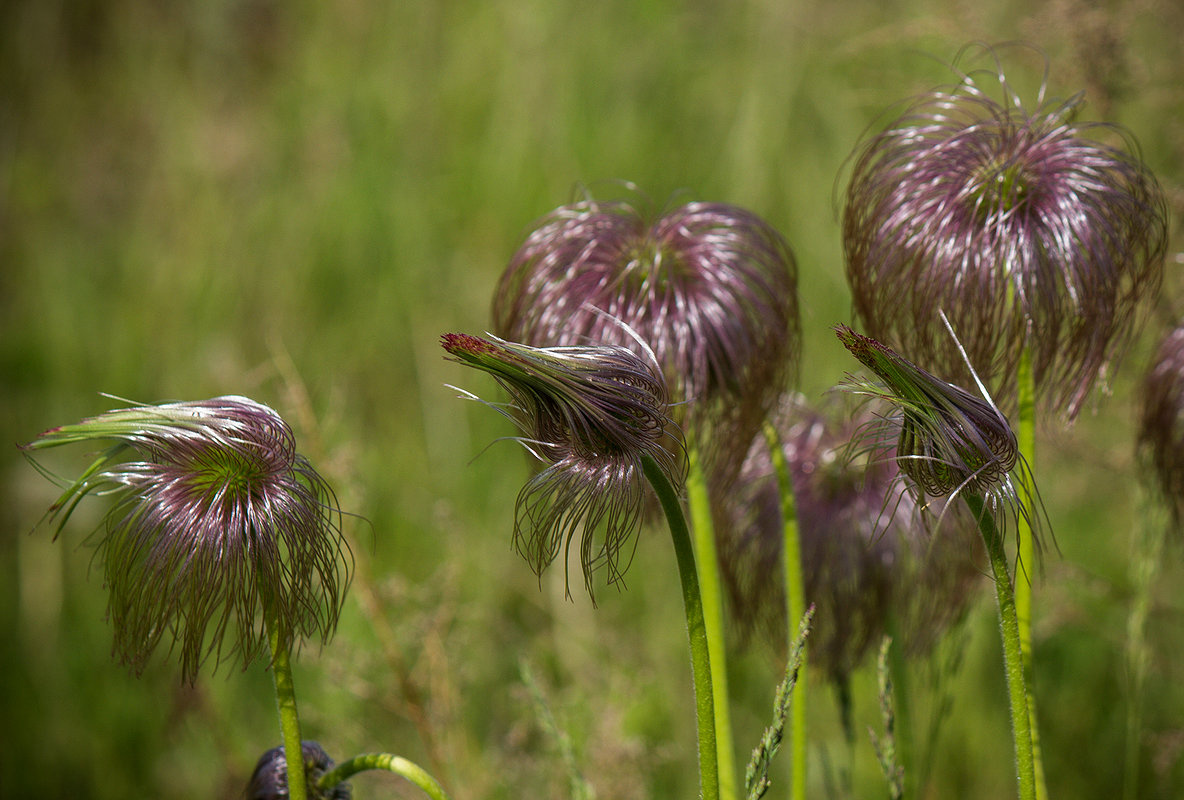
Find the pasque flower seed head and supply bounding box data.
[843,47,1167,418]
[493,190,798,482]
[22,396,352,682]
[717,395,981,678]
[443,332,683,599]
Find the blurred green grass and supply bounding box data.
[2,0,1182,797]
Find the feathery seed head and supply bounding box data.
[22,396,352,683]
[835,325,1046,554]
[836,325,1019,498]
[843,47,1168,418]
[492,191,799,478]
[717,396,981,678]
[443,332,683,599]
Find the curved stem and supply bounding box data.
[318,753,452,800]
[267,614,307,800]
[764,422,808,800]
[964,493,1035,800]
[643,454,720,800]
[687,441,737,800]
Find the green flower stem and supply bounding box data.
[1015,345,1048,800]
[317,753,453,800]
[1123,488,1164,800]
[267,611,307,800]
[764,422,808,800]
[964,493,1035,800]
[687,442,737,800]
[643,453,720,800]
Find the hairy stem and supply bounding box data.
[1015,345,1048,800]
[687,441,737,800]
[764,421,808,800]
[267,612,307,800]
[318,753,453,799]
[643,454,720,800]
[964,493,1035,800]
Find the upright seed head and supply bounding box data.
[492,190,799,482]
[843,46,1168,418]
[21,396,352,682]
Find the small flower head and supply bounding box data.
[492,190,799,476]
[1139,323,1184,528]
[246,741,351,800]
[843,46,1168,418]
[442,332,683,598]
[717,396,981,678]
[22,396,352,682]
[835,325,1045,549]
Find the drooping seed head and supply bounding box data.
[836,325,1019,496]
[246,741,351,800]
[21,396,352,683]
[443,332,684,599]
[843,47,1168,419]
[716,395,981,678]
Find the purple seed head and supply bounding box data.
[22,396,352,682]
[843,47,1167,419]
[443,332,684,599]
[1139,323,1184,529]
[492,190,799,484]
[716,395,982,678]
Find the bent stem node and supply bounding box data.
[318,753,453,800]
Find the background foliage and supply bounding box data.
[2,1,1182,797]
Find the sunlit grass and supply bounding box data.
[2,0,1181,797]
